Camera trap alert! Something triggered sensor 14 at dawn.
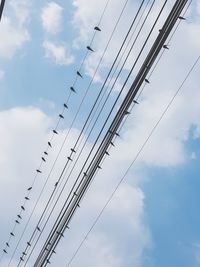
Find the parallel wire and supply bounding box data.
[65,53,200,267]
[33,2,168,265]
[43,1,191,265]
[11,0,135,266]
[22,2,153,264]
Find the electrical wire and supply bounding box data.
[21,2,154,265]
[32,1,171,265]
[11,0,136,265]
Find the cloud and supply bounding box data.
[10,0,31,26]
[41,2,63,35]
[0,17,29,59]
[43,40,74,65]
[0,0,30,59]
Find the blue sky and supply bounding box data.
[0,0,200,267]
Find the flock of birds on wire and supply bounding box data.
[0,0,189,266]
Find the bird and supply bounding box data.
[110,142,115,147]
[77,71,83,78]
[124,110,130,115]
[163,44,169,49]
[36,226,41,232]
[105,151,110,156]
[71,148,76,153]
[47,259,51,264]
[63,103,68,109]
[66,225,70,229]
[17,214,22,219]
[48,141,52,148]
[133,100,139,104]
[41,157,46,162]
[77,203,80,208]
[20,257,24,262]
[97,165,102,169]
[70,86,76,93]
[6,242,10,247]
[145,78,150,83]
[10,232,15,237]
[25,197,30,200]
[87,46,94,52]
[15,220,20,224]
[52,250,56,254]
[36,169,42,173]
[21,206,25,211]
[27,186,32,190]
[94,26,101,31]
[55,182,58,187]
[178,16,186,20]
[67,156,72,161]
[53,129,58,134]
[44,151,48,155]
[115,132,120,137]
[22,252,27,256]
[3,249,8,254]
[83,172,87,176]
[59,114,64,119]
[27,242,31,246]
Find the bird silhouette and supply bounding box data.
[77,71,83,78]
[94,26,101,31]
[87,46,94,52]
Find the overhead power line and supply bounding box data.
[9,0,134,265]
[21,1,153,265]
[16,1,144,266]
[30,1,188,266]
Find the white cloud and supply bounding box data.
[10,0,31,26]
[43,40,74,65]
[41,2,63,34]
[0,0,30,59]
[0,17,29,59]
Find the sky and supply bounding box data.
[0,0,200,266]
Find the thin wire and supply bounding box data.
[32,2,168,265]
[42,1,190,264]
[20,0,143,265]
[13,0,131,266]
[65,54,200,267]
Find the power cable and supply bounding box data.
[33,1,172,265]
[11,0,135,265]
[22,1,153,265]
